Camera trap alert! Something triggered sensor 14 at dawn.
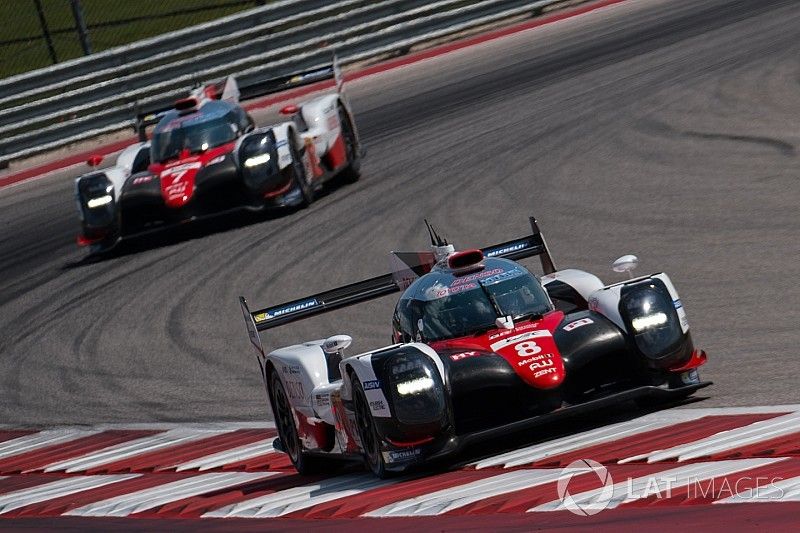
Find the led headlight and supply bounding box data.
[87,195,113,208]
[396,376,434,395]
[622,283,683,360]
[631,312,668,332]
[77,173,116,229]
[244,153,270,167]
[384,350,445,426]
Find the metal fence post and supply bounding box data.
[33,0,58,64]
[70,0,93,56]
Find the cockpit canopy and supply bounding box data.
[150,101,248,163]
[392,257,554,342]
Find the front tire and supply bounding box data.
[352,377,390,478]
[269,370,323,475]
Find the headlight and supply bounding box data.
[384,350,445,426]
[631,312,668,332]
[87,195,113,208]
[622,283,683,360]
[77,173,116,228]
[396,376,434,395]
[244,153,270,167]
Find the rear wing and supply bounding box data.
[240,216,556,355]
[134,56,344,142]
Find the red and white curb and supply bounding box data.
[1,405,799,519]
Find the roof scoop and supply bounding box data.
[448,249,484,272]
[425,219,454,262]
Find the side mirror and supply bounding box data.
[87,155,103,167]
[279,104,299,116]
[612,254,639,278]
[323,334,352,354]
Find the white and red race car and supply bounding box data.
[75,62,362,254]
[240,216,710,478]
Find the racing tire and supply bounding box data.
[268,370,325,475]
[290,137,314,208]
[352,377,390,478]
[338,104,361,184]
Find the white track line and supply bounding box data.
[366,470,570,517]
[473,410,706,469]
[65,472,273,517]
[0,429,100,461]
[174,439,275,472]
[0,475,139,515]
[43,428,227,473]
[530,458,785,512]
[619,412,800,464]
[203,474,397,518]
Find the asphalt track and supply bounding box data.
[1,0,799,434]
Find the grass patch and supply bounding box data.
[0,0,265,79]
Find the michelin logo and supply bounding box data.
[485,242,527,257]
[254,299,319,323]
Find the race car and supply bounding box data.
[75,63,362,254]
[239,216,710,478]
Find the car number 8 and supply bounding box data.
[515,341,541,357]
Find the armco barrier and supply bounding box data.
[0,0,578,165]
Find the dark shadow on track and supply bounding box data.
[61,176,360,269]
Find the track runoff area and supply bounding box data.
[2,0,800,530]
[0,404,799,526]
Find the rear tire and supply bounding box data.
[269,370,324,475]
[338,104,361,184]
[352,377,390,478]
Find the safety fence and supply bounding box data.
[0,0,581,165]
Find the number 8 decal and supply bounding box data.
[515,341,541,357]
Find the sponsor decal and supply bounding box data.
[314,394,330,407]
[132,175,154,185]
[363,380,381,390]
[433,282,477,298]
[451,268,503,287]
[563,317,594,332]
[534,366,558,378]
[275,139,288,148]
[369,399,386,412]
[673,299,683,309]
[490,330,551,352]
[450,351,480,361]
[485,242,528,257]
[384,448,422,463]
[254,299,319,323]
[282,365,300,375]
[488,322,538,340]
[681,369,700,385]
[285,381,304,400]
[480,268,524,286]
[517,354,552,367]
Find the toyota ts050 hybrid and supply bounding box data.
[75,62,362,254]
[239,216,710,477]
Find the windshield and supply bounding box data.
[151,116,237,163]
[415,268,553,341]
